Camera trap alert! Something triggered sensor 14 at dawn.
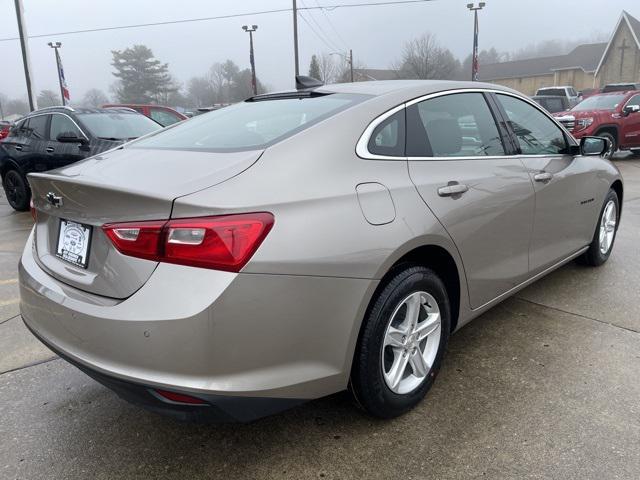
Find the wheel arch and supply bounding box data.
[0,157,23,179]
[594,125,619,143]
[611,179,623,217]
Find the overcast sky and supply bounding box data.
[0,0,637,101]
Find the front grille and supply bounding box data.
[555,115,575,131]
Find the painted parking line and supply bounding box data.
[0,279,18,286]
[0,298,19,307]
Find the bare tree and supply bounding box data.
[187,76,214,107]
[81,88,109,107]
[394,33,460,80]
[317,53,339,84]
[37,89,60,108]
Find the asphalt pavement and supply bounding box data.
[1,157,639,480]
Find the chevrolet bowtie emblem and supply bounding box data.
[45,192,63,208]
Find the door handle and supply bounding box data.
[438,183,469,197]
[533,172,553,182]
[45,147,54,153]
[14,145,22,151]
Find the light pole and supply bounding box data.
[467,2,485,81]
[330,50,354,83]
[242,25,258,95]
[47,41,67,105]
[14,0,37,111]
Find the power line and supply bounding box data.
[0,1,437,42]
[298,11,339,53]
[299,0,343,52]
[314,0,350,51]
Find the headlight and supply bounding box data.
[576,118,594,129]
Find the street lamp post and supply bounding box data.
[330,50,354,83]
[47,41,66,105]
[242,25,258,95]
[467,2,486,82]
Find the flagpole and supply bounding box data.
[48,42,66,106]
[467,2,486,82]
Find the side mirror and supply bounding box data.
[56,132,88,145]
[622,104,640,116]
[580,136,608,156]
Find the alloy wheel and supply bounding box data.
[382,291,441,395]
[599,200,617,255]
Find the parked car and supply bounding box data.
[554,90,640,158]
[531,95,570,114]
[534,86,580,108]
[601,82,640,93]
[102,104,187,126]
[21,80,622,422]
[0,106,162,211]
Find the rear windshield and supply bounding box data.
[130,93,366,152]
[535,97,566,113]
[536,88,565,97]
[571,94,627,111]
[77,113,161,140]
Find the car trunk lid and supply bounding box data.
[28,147,263,299]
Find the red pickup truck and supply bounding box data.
[554,91,640,158]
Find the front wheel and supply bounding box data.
[579,188,619,266]
[350,266,450,419]
[2,169,31,211]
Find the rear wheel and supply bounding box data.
[350,266,450,418]
[597,131,617,159]
[579,188,619,266]
[2,169,30,211]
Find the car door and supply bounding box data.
[619,94,640,148]
[47,113,90,168]
[407,92,535,309]
[493,93,594,275]
[20,114,51,173]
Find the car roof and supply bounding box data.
[26,106,141,116]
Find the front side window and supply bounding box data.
[26,115,49,140]
[497,94,568,155]
[132,93,366,152]
[407,93,505,157]
[150,108,182,127]
[77,113,161,140]
[50,115,82,140]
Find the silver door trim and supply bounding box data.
[356,88,578,161]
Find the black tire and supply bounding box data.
[578,188,619,266]
[597,131,617,159]
[2,169,31,211]
[350,265,451,419]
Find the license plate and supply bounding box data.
[56,220,92,269]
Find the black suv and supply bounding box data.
[0,106,162,211]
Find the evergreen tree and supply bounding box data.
[308,55,321,80]
[111,45,175,103]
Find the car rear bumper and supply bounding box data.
[19,229,376,419]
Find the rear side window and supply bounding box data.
[497,94,568,155]
[131,93,366,152]
[26,115,49,140]
[367,110,405,157]
[407,93,505,157]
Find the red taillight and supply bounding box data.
[154,389,207,405]
[102,213,274,272]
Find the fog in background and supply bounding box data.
[0,0,636,101]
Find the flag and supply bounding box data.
[56,50,70,102]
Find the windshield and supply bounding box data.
[78,113,162,140]
[571,94,627,112]
[130,93,366,152]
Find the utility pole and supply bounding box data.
[349,49,354,83]
[242,25,259,95]
[14,0,37,111]
[48,42,67,106]
[292,0,300,77]
[467,2,485,81]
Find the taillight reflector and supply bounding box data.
[154,389,207,405]
[102,213,274,272]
